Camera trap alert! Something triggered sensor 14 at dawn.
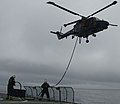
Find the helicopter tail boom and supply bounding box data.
[50,31,64,40]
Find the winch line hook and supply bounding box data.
[54,37,78,86]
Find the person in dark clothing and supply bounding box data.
[40,80,50,99]
[6,75,16,100]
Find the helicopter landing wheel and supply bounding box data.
[92,34,96,37]
[72,36,75,39]
[86,39,89,43]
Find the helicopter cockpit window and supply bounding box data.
[94,17,101,21]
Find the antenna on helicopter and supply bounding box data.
[109,24,118,26]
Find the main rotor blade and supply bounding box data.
[87,1,117,18]
[64,19,80,27]
[47,1,84,18]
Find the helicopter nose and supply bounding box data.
[103,21,109,29]
[105,21,109,26]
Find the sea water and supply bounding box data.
[73,82,120,104]
[75,88,120,104]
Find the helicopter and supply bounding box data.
[47,1,118,43]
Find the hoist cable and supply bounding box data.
[54,37,78,86]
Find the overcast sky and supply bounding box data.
[0,0,120,89]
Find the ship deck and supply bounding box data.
[0,97,77,104]
[0,100,75,104]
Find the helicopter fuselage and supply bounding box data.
[73,17,109,38]
[60,17,109,41]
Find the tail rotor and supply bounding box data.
[50,26,63,40]
[60,26,63,33]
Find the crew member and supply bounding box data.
[40,80,50,99]
[6,75,16,100]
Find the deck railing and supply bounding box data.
[24,86,74,103]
